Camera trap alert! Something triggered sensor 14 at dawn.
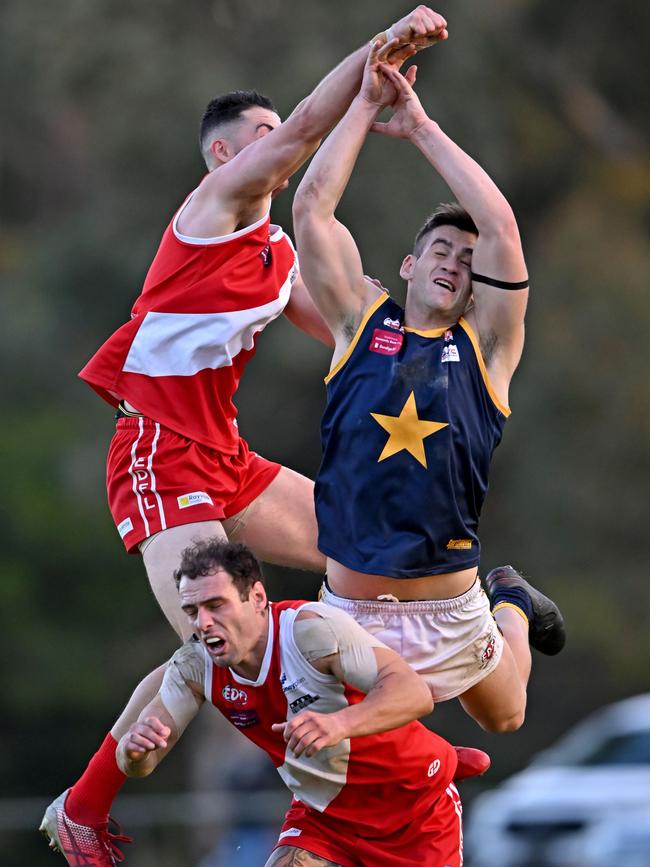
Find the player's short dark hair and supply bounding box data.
[413,202,478,256]
[199,90,277,151]
[174,538,265,602]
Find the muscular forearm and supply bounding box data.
[333,668,433,739]
[292,45,370,142]
[410,119,518,236]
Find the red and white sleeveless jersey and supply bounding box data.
[204,600,458,835]
[79,197,298,452]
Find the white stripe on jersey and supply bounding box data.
[122,274,293,377]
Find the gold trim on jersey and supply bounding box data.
[324,294,389,385]
[458,318,511,417]
[403,324,448,337]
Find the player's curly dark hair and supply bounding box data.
[199,90,277,153]
[413,202,478,256]
[174,538,265,602]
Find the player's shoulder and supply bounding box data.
[169,636,205,672]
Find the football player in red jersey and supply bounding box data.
[51,540,489,867]
[41,10,451,866]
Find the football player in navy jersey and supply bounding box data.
[292,40,565,736]
[40,11,452,866]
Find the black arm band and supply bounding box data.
[471,272,529,290]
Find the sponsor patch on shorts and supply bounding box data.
[117,517,134,539]
[446,538,473,549]
[480,634,497,668]
[177,491,214,509]
[278,828,302,839]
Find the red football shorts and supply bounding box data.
[106,417,281,552]
[274,783,464,867]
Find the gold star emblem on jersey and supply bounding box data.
[370,391,448,468]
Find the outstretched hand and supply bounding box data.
[371,62,430,139]
[359,38,418,109]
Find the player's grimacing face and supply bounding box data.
[406,225,476,317]
[179,570,265,669]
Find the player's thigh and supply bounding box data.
[141,520,227,640]
[264,846,343,867]
[458,641,527,732]
[224,465,325,573]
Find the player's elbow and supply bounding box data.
[293,179,329,225]
[479,209,521,246]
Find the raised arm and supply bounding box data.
[271,607,433,758]
[377,63,529,390]
[183,8,448,237]
[292,35,443,351]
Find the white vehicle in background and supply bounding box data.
[464,693,650,867]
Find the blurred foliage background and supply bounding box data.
[1,0,648,865]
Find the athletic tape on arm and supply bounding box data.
[159,640,204,733]
[293,603,388,694]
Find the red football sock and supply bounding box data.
[65,733,127,825]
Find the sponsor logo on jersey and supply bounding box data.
[117,517,134,539]
[222,685,248,705]
[383,316,402,329]
[280,674,307,693]
[446,538,473,550]
[441,344,460,363]
[278,828,302,839]
[289,693,320,713]
[260,244,272,267]
[428,759,441,777]
[228,709,260,728]
[177,491,214,509]
[369,328,403,356]
[444,329,454,342]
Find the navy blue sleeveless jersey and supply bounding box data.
[315,294,509,578]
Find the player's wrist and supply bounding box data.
[408,116,437,143]
[384,25,397,44]
[355,92,385,114]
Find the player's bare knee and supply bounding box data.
[477,704,526,733]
